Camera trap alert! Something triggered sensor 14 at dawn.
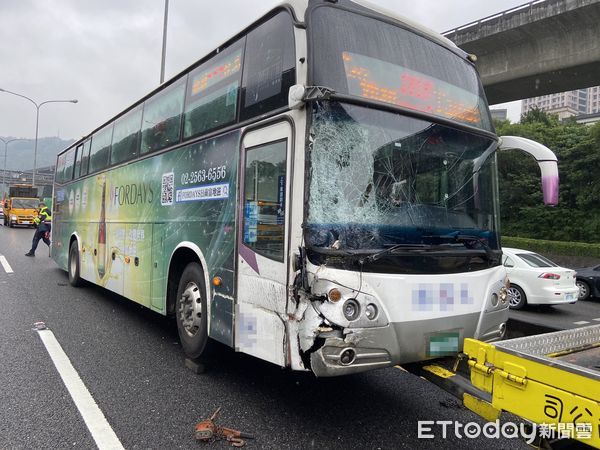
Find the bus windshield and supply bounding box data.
[309,5,492,131]
[306,102,500,254]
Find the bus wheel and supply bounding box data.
[175,263,211,359]
[68,241,83,287]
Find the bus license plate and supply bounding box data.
[22,221,30,224]
[427,332,459,357]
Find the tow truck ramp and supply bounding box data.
[408,324,600,448]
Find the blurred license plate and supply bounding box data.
[22,221,30,224]
[428,332,460,357]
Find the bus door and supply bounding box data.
[236,121,292,366]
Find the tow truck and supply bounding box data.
[408,324,600,448]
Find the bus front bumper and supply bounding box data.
[309,310,507,377]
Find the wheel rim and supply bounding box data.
[508,287,521,306]
[179,282,202,337]
[576,281,588,299]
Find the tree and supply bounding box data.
[496,116,600,243]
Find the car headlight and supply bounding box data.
[10,215,16,220]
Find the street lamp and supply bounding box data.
[160,0,170,84]
[0,137,25,197]
[0,88,77,188]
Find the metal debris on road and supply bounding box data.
[194,407,254,447]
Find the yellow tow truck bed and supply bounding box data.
[465,324,600,448]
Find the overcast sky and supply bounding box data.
[0,0,525,141]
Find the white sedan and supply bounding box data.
[502,247,579,309]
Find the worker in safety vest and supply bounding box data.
[25,202,52,256]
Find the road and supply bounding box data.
[509,299,600,334]
[1,225,592,449]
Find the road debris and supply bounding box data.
[194,407,254,447]
[32,321,47,331]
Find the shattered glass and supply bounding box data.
[306,102,500,252]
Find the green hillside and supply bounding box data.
[0,136,74,171]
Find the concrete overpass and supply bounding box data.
[443,0,600,104]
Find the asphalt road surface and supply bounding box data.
[0,224,564,449]
[509,298,600,333]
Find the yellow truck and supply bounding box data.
[3,185,40,227]
[3,196,40,227]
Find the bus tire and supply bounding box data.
[68,241,83,287]
[175,262,212,359]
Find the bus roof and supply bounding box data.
[347,0,460,50]
[59,0,465,157]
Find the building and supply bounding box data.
[521,89,588,119]
[575,112,600,126]
[588,86,600,114]
[521,86,600,120]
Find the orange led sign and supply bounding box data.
[343,52,483,126]
[191,51,242,96]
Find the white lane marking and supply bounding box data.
[594,318,600,322]
[0,255,13,273]
[573,321,591,326]
[37,329,124,450]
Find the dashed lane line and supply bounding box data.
[0,255,13,273]
[36,327,124,450]
[573,321,591,326]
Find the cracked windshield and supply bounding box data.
[306,102,500,252]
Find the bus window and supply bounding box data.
[141,77,186,154]
[89,124,114,174]
[63,147,76,182]
[240,11,296,121]
[183,41,244,139]
[74,144,83,179]
[55,153,66,183]
[80,139,91,177]
[111,104,143,165]
[243,140,287,261]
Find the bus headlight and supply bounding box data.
[365,303,378,320]
[343,299,360,321]
[499,286,508,304]
[490,293,499,307]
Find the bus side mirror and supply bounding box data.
[288,84,306,110]
[498,136,559,206]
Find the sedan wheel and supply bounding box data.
[576,280,590,301]
[508,285,527,310]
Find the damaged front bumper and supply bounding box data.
[309,311,506,377]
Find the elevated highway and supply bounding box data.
[443,0,600,104]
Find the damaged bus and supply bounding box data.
[52,0,559,376]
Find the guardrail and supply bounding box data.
[442,0,548,36]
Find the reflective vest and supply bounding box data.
[34,206,52,225]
